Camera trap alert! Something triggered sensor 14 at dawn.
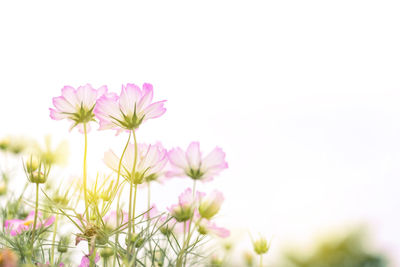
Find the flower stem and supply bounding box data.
[83,122,89,221]
[127,130,138,260]
[113,133,131,266]
[260,254,263,267]
[50,213,59,265]
[31,182,40,245]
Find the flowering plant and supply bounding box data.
[0,82,268,267]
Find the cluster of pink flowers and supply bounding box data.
[50,83,166,133]
[47,82,230,264]
[4,211,54,236]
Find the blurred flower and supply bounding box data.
[0,248,18,267]
[103,210,128,231]
[253,237,270,255]
[78,253,100,267]
[199,190,224,219]
[168,142,228,182]
[0,180,7,196]
[0,137,10,152]
[243,251,254,267]
[34,135,69,166]
[50,84,107,133]
[210,254,223,267]
[4,211,55,236]
[197,219,230,238]
[104,142,168,184]
[94,83,166,133]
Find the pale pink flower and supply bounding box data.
[4,211,55,236]
[167,188,204,222]
[144,204,159,220]
[198,190,224,219]
[198,219,230,238]
[167,142,228,182]
[50,84,107,133]
[103,210,129,229]
[94,83,166,133]
[104,142,168,184]
[79,253,100,267]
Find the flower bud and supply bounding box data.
[170,204,193,222]
[57,236,69,253]
[100,247,114,258]
[0,181,7,196]
[253,237,270,255]
[210,255,223,267]
[125,233,144,248]
[0,138,10,151]
[243,251,254,267]
[24,156,50,184]
[25,156,39,173]
[198,191,224,220]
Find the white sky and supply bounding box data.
[1,0,400,265]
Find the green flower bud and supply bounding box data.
[210,255,223,267]
[198,191,223,220]
[125,233,145,248]
[243,251,254,267]
[0,182,7,196]
[253,237,270,255]
[171,205,193,222]
[58,236,69,253]
[25,157,39,173]
[100,247,114,258]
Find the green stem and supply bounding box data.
[83,122,89,220]
[83,123,94,267]
[260,254,263,267]
[127,130,138,260]
[50,213,59,265]
[113,133,131,267]
[132,184,138,236]
[31,183,40,245]
[147,182,151,219]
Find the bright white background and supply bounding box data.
[1,0,400,265]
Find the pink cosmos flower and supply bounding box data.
[167,142,228,182]
[198,219,230,238]
[104,142,168,184]
[94,83,166,133]
[167,188,204,222]
[144,204,159,220]
[79,253,100,267]
[103,210,129,229]
[198,190,224,219]
[50,84,107,133]
[4,211,55,236]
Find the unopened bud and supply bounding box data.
[253,237,269,255]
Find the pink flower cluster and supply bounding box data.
[4,211,55,236]
[149,188,229,238]
[49,82,231,262]
[50,83,166,134]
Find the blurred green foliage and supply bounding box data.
[283,229,387,267]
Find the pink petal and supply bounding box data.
[168,148,187,169]
[186,142,201,169]
[137,83,154,111]
[61,86,79,106]
[119,83,142,115]
[141,100,167,120]
[52,96,75,113]
[201,147,228,177]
